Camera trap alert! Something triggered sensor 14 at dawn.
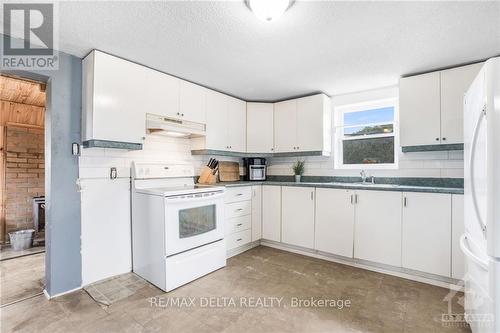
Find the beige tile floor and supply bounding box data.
[0,246,471,333]
[0,252,45,306]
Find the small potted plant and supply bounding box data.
[292,160,305,183]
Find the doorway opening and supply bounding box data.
[0,75,46,306]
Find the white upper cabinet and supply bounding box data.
[400,62,483,147]
[274,94,331,154]
[314,188,355,258]
[262,186,281,242]
[247,103,274,153]
[274,99,297,153]
[82,50,147,144]
[179,80,206,123]
[281,186,315,249]
[296,94,331,152]
[205,90,228,151]
[440,63,483,144]
[145,69,180,119]
[226,97,247,152]
[202,91,246,152]
[402,192,451,277]
[400,72,441,146]
[354,190,402,267]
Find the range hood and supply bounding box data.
[146,114,206,138]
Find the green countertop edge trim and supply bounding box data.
[191,149,328,158]
[218,180,464,195]
[401,144,464,153]
[82,140,143,150]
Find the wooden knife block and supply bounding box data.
[198,166,217,185]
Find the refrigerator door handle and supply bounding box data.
[468,106,487,238]
[460,234,488,271]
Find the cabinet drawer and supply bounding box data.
[225,215,251,235]
[226,229,252,250]
[225,201,251,219]
[224,187,252,203]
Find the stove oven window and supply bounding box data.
[179,204,216,238]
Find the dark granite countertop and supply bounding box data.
[218,180,464,194]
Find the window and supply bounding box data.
[335,99,398,169]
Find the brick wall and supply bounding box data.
[5,126,44,235]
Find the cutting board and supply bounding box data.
[218,161,240,182]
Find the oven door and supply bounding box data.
[164,191,224,256]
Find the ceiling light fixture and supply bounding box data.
[247,0,294,22]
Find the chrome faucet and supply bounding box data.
[360,170,375,184]
[360,170,367,183]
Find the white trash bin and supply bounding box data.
[9,229,35,251]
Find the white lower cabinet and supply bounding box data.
[354,190,402,267]
[251,186,262,242]
[451,195,465,279]
[262,186,281,242]
[402,192,451,277]
[281,187,315,249]
[224,187,252,252]
[81,178,132,285]
[314,188,355,258]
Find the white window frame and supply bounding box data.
[334,98,399,170]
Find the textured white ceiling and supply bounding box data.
[29,1,500,100]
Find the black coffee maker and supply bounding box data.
[243,158,266,181]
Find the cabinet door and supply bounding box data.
[251,186,262,241]
[92,51,146,143]
[226,97,247,152]
[81,178,131,285]
[296,95,325,151]
[145,70,180,118]
[281,187,315,248]
[399,72,441,146]
[402,192,451,276]
[354,190,402,267]
[440,63,483,144]
[274,100,297,152]
[205,90,227,151]
[451,195,465,279]
[262,186,281,242]
[247,103,274,153]
[179,80,206,123]
[315,188,355,258]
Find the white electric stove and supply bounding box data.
[131,162,226,292]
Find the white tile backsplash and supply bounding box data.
[79,135,463,180]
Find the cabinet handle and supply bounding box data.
[297,146,300,150]
[355,194,358,204]
[350,194,353,205]
[435,138,439,141]
[310,191,314,200]
[236,193,243,196]
[236,223,243,226]
[236,208,243,211]
[404,197,407,207]
[442,137,447,141]
[177,112,180,116]
[236,238,242,242]
[181,113,184,116]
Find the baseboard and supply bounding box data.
[43,286,82,300]
[260,240,463,291]
[226,241,260,258]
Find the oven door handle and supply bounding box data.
[165,191,225,203]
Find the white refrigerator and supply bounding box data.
[462,56,500,333]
